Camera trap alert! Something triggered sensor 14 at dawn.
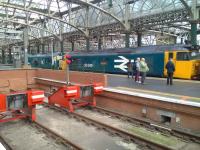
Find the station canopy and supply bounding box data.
[0,0,198,46]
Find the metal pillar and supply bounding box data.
[60,40,64,55]
[42,43,45,54]
[86,38,90,51]
[59,15,64,55]
[125,33,130,48]
[181,37,184,44]
[108,0,113,7]
[71,41,74,51]
[37,44,40,54]
[8,48,12,63]
[2,49,5,64]
[50,38,54,67]
[28,44,31,54]
[190,0,198,46]
[98,37,102,50]
[53,40,55,53]
[191,22,197,46]
[137,32,142,47]
[23,28,29,65]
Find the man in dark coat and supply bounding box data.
[165,58,175,85]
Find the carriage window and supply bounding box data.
[168,53,173,60]
[176,52,190,61]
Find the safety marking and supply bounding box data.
[66,90,77,94]
[0,143,6,150]
[104,87,200,107]
[32,94,45,99]
[108,74,200,84]
[116,87,200,102]
[94,86,104,90]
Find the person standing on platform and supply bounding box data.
[134,57,140,82]
[139,58,149,84]
[127,59,133,78]
[165,58,175,85]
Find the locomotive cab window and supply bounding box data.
[168,53,173,60]
[176,52,190,61]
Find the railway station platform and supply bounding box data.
[107,74,200,103]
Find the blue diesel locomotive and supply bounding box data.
[28,45,200,79]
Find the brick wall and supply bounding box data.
[96,91,200,132]
[35,69,107,86]
[0,69,36,92]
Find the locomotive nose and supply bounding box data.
[192,61,200,80]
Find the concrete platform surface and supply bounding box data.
[108,75,200,102]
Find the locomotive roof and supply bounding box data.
[28,44,191,57]
[70,44,190,56]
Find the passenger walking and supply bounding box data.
[165,58,175,85]
[127,60,133,78]
[139,58,149,84]
[134,57,140,82]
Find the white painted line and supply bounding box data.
[103,87,200,108]
[66,90,77,94]
[32,94,45,99]
[0,143,6,150]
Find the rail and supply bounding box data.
[43,102,173,150]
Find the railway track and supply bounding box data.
[90,106,200,144]
[0,120,82,150]
[43,90,200,144]
[43,102,173,150]
[32,121,82,150]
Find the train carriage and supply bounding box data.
[28,45,200,80]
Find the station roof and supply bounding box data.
[0,0,198,47]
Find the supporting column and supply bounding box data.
[190,0,198,46]
[98,37,102,50]
[86,38,90,51]
[50,38,54,68]
[71,41,75,51]
[37,44,40,54]
[137,32,142,47]
[53,40,55,53]
[125,33,130,48]
[28,44,31,54]
[23,28,29,66]
[42,43,45,54]
[181,37,184,44]
[191,22,197,46]
[60,40,64,55]
[108,0,113,7]
[2,49,5,64]
[8,48,12,64]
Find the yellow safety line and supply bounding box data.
[108,74,200,84]
[116,87,200,101]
